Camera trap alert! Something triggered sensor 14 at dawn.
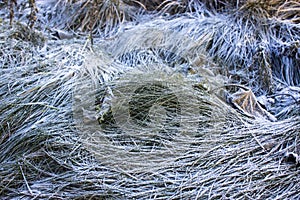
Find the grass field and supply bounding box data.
[1,0,300,199]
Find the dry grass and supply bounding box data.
[65,0,130,37]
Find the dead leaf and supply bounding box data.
[231,89,276,121]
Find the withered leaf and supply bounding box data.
[231,89,276,121]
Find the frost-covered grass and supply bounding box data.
[1,0,300,199]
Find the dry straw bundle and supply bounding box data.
[1,0,300,199]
